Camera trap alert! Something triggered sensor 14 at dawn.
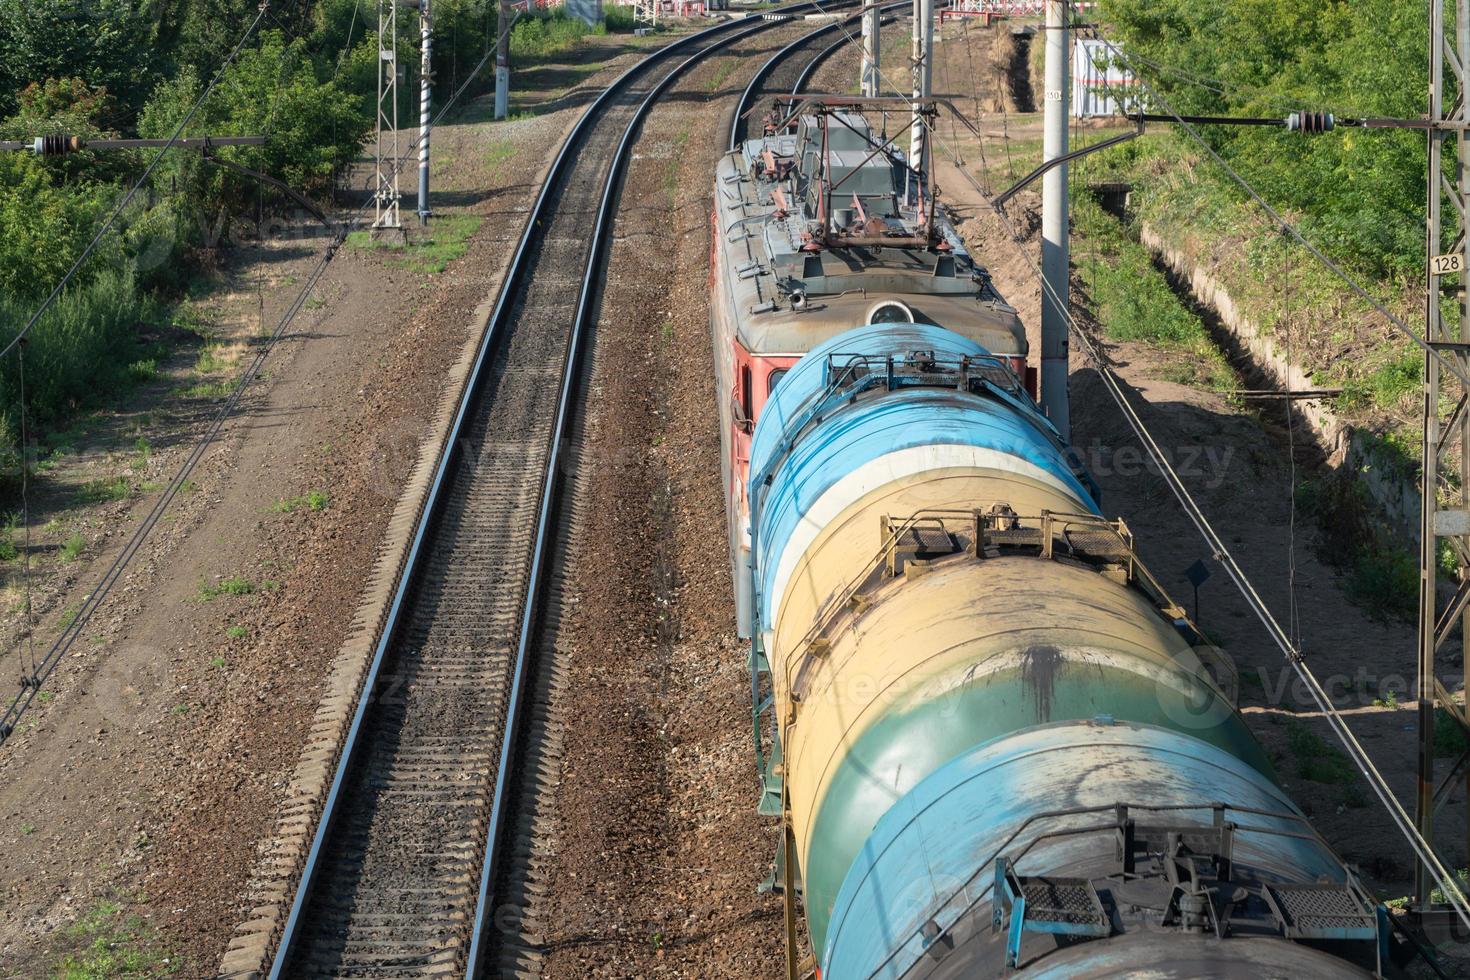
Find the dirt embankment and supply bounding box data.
[0,33,665,977]
[922,19,1458,903]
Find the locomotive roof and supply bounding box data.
[718,110,1026,356]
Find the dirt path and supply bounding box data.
[532,22,821,979]
[0,33,672,977]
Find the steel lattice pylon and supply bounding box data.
[374,0,402,229]
[1416,0,1470,911]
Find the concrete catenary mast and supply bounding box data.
[907,0,933,194]
[1040,0,1070,438]
[495,0,511,120]
[860,1,880,97]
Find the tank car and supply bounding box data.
[733,325,1395,976]
[712,97,1030,638]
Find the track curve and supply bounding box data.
[262,11,854,980]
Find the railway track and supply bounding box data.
[730,3,906,147]
[260,10,859,980]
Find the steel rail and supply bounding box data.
[730,11,858,149]
[791,10,899,93]
[263,9,850,979]
[461,10,851,977]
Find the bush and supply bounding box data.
[510,9,605,60]
[139,30,368,238]
[0,268,164,431]
[603,5,637,31]
[1100,0,1427,281]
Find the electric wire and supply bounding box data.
[0,2,273,364]
[775,0,1470,933]
[1083,29,1470,390]
[0,7,523,746]
[929,135,1470,932]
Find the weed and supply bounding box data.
[76,476,133,505]
[193,345,232,374]
[305,296,326,310]
[225,625,247,639]
[54,897,180,978]
[210,656,226,668]
[1436,706,1468,758]
[58,605,79,629]
[346,215,484,275]
[603,4,636,30]
[180,480,198,494]
[127,359,159,383]
[172,704,188,715]
[0,534,16,563]
[509,9,606,59]
[659,321,674,343]
[485,141,515,175]
[1345,545,1418,623]
[1373,688,1400,709]
[180,379,239,400]
[20,822,34,835]
[197,576,254,601]
[59,532,85,562]
[38,689,52,704]
[1285,719,1357,785]
[271,490,329,514]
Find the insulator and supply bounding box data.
[1286,111,1335,134]
[31,135,81,156]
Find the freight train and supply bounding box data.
[713,96,1395,977]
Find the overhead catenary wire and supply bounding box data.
[780,0,1470,933]
[0,9,524,746]
[1083,29,1470,391]
[924,111,1470,938]
[0,1,273,364]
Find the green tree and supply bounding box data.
[0,0,159,117]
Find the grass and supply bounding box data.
[60,532,85,562]
[225,625,247,639]
[705,57,739,93]
[485,141,515,176]
[76,476,134,506]
[1285,719,1358,786]
[53,898,179,979]
[197,576,254,601]
[1072,194,1236,391]
[269,490,328,514]
[345,215,484,275]
[509,9,607,59]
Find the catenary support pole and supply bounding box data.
[861,1,880,97]
[907,0,931,198]
[494,0,510,120]
[418,0,432,223]
[1040,0,1070,439]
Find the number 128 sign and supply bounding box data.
[1434,252,1465,275]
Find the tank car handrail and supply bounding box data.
[855,797,1371,980]
[780,508,1225,711]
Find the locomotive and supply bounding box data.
[713,97,1395,977]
